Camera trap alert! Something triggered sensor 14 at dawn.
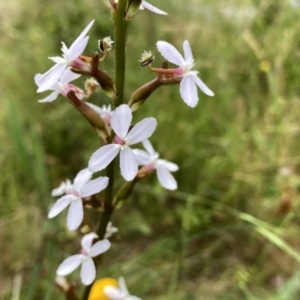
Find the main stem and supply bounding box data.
[82,2,129,299]
[113,0,129,106]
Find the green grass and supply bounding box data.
[2,0,300,299]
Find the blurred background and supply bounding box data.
[2,0,300,299]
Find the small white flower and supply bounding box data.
[104,222,118,239]
[88,104,157,181]
[36,20,94,93]
[104,277,141,300]
[133,140,179,190]
[48,169,109,231]
[156,40,214,107]
[57,233,111,285]
[35,69,84,103]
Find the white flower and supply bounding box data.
[36,20,94,93]
[35,69,84,103]
[104,222,118,239]
[88,104,157,181]
[133,140,179,190]
[48,168,109,231]
[104,277,141,300]
[139,1,167,15]
[57,233,111,285]
[156,40,214,107]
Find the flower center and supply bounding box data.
[81,248,89,256]
[114,135,125,145]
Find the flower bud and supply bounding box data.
[91,53,117,98]
[128,78,163,111]
[67,91,109,140]
[114,179,137,204]
[125,0,142,20]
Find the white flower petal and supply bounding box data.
[34,73,42,84]
[49,55,66,64]
[132,149,152,165]
[193,74,214,97]
[74,168,93,189]
[104,286,123,299]
[156,41,185,67]
[183,40,193,62]
[36,63,66,93]
[127,118,157,145]
[60,68,81,83]
[81,232,98,251]
[180,75,198,107]
[111,104,132,139]
[56,254,83,276]
[88,144,120,173]
[141,1,167,15]
[160,160,179,172]
[118,277,129,295]
[90,239,111,257]
[81,176,109,197]
[128,296,142,300]
[38,90,60,103]
[157,167,178,190]
[142,139,155,156]
[80,258,96,285]
[69,36,90,62]
[69,20,94,56]
[51,182,67,197]
[47,195,74,218]
[67,199,83,231]
[120,148,138,181]
[86,102,108,119]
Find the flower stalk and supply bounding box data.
[113,0,130,106]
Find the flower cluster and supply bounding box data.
[35,1,214,298]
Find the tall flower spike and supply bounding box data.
[48,168,109,231]
[133,139,179,190]
[56,233,111,285]
[104,277,141,300]
[35,69,85,103]
[88,104,157,181]
[36,20,94,93]
[156,40,214,107]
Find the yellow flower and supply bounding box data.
[88,278,118,300]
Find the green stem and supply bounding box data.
[113,0,129,106]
